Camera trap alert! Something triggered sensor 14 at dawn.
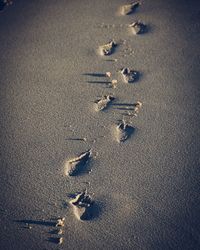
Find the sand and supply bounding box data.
[0,0,200,249]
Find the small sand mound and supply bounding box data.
[120,1,141,15]
[56,218,65,227]
[64,149,92,176]
[70,190,94,220]
[95,95,115,111]
[99,40,117,56]
[133,101,142,116]
[120,68,139,83]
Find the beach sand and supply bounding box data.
[0,0,200,249]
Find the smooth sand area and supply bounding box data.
[0,0,200,249]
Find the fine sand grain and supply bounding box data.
[0,0,200,249]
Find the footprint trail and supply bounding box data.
[120,67,139,83]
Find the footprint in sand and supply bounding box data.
[115,120,135,143]
[120,1,141,16]
[129,21,147,35]
[99,40,117,56]
[120,67,139,83]
[64,149,92,176]
[94,95,115,111]
[69,190,95,220]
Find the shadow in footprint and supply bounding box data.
[70,162,92,176]
[82,202,102,221]
[122,125,135,142]
[131,71,140,82]
[72,200,102,221]
[116,122,136,143]
[126,125,135,137]
[139,24,155,35]
[130,22,149,35]
[89,202,102,220]
[65,149,92,176]
[15,219,56,227]
[143,25,149,34]
[137,25,149,35]
[139,24,151,35]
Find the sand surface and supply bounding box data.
[0,0,200,249]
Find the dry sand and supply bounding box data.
[0,0,200,249]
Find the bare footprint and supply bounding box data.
[120,1,141,15]
[64,149,92,176]
[70,190,94,220]
[120,68,139,83]
[99,40,117,56]
[95,95,115,111]
[129,21,147,35]
[115,120,135,143]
